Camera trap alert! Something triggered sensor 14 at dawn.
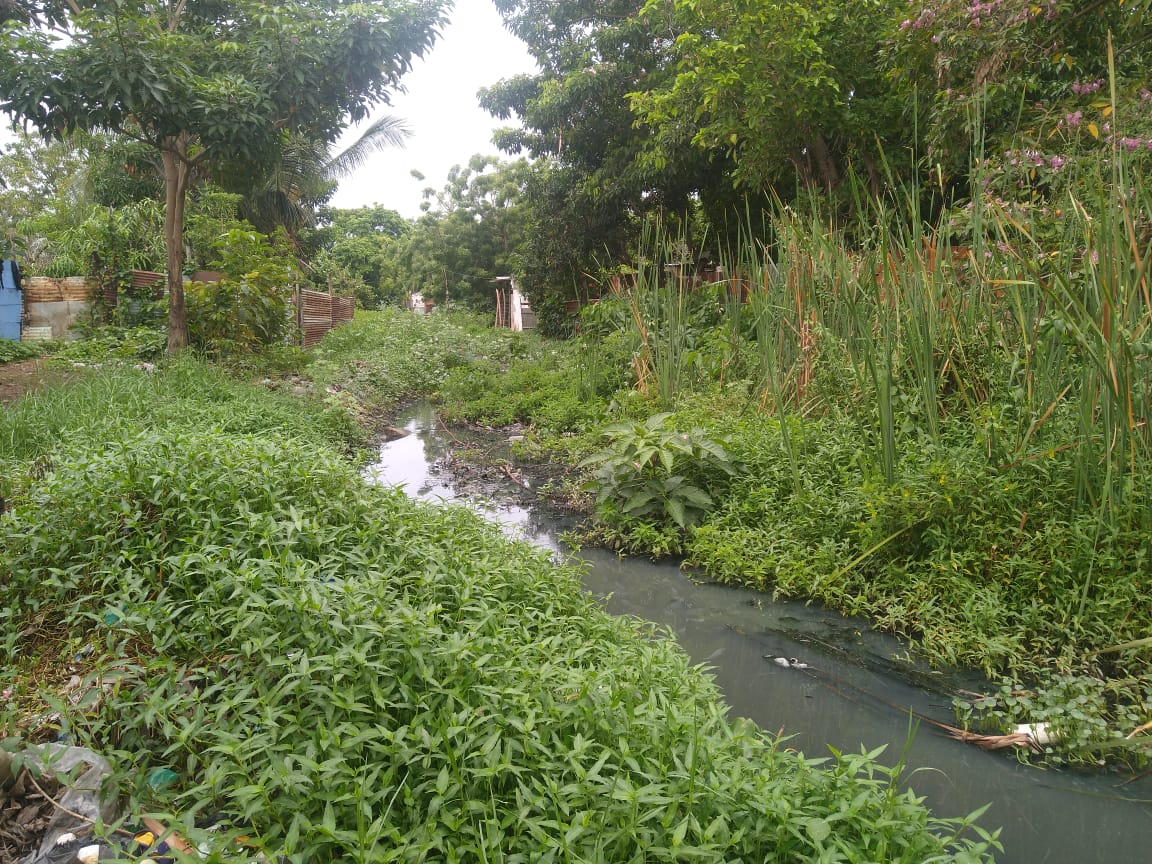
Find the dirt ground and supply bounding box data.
[0,360,76,405]
[0,757,63,864]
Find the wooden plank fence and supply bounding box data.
[297,287,355,347]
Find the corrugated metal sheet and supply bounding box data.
[130,270,166,292]
[296,288,354,347]
[23,276,91,303]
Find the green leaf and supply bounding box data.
[644,412,674,431]
[806,817,831,844]
[677,485,713,508]
[623,489,656,512]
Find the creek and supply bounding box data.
[366,400,1152,864]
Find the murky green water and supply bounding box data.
[368,401,1152,864]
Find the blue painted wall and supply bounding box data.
[0,260,21,341]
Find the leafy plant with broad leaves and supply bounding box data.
[185,229,299,356]
[582,412,735,530]
[0,417,998,862]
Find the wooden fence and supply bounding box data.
[297,287,355,347]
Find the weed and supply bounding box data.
[955,674,1152,770]
[581,412,734,532]
[0,429,998,862]
[0,340,46,365]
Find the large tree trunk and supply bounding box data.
[162,133,191,353]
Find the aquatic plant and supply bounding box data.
[955,673,1152,770]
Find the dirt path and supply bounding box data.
[0,359,76,405]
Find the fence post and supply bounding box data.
[295,284,303,346]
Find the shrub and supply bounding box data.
[0,340,45,365]
[186,229,298,356]
[582,412,735,533]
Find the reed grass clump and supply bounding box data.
[561,142,1152,688]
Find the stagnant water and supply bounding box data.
[367,401,1152,864]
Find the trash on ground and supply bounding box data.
[0,742,117,864]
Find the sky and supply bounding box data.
[328,3,538,219]
[0,3,536,220]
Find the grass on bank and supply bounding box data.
[0,352,1000,862]
[410,165,1152,767]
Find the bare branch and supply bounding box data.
[187,144,214,168]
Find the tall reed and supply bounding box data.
[624,219,697,408]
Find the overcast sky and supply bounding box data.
[0,3,536,220]
[329,3,537,219]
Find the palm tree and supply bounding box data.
[239,115,412,238]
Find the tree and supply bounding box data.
[397,155,530,310]
[483,0,730,319]
[308,204,412,308]
[889,0,1152,176]
[630,0,905,196]
[0,0,447,351]
[236,115,413,241]
[0,129,92,262]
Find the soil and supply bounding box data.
[0,360,79,405]
[0,764,62,863]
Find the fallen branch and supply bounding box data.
[22,770,134,838]
[501,462,532,490]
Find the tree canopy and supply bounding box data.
[483,0,731,323]
[0,0,448,350]
[401,155,531,310]
[631,0,906,193]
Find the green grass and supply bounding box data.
[0,363,999,861]
[0,357,362,496]
[0,340,46,364]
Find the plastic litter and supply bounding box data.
[19,744,117,864]
[146,768,179,792]
[769,657,810,670]
[1013,721,1054,746]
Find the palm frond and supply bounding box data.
[325,114,412,179]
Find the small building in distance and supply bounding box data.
[494,277,535,331]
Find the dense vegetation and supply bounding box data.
[0,349,998,861]
[2,0,1150,852]
[480,0,1152,330]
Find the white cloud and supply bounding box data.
[329,2,537,219]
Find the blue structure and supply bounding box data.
[0,260,22,341]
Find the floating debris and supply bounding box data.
[769,657,810,670]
